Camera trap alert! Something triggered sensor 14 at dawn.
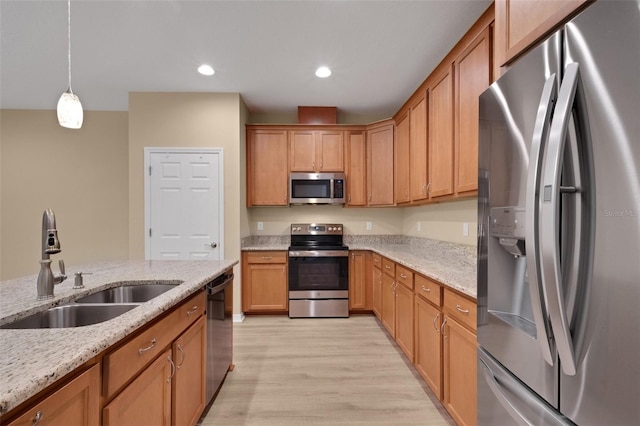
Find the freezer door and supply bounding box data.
[478,348,573,426]
[557,1,640,424]
[477,31,562,408]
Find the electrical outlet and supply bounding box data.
[463,222,469,237]
[417,222,421,232]
[366,221,372,231]
[257,221,264,231]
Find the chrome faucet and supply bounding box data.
[36,209,67,300]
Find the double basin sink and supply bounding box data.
[0,283,179,329]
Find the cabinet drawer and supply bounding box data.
[103,291,205,399]
[245,251,287,264]
[395,265,414,290]
[382,258,395,277]
[372,253,382,268]
[443,288,476,332]
[415,274,442,307]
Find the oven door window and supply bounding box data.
[291,179,331,199]
[289,256,348,291]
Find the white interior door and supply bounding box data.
[145,148,223,260]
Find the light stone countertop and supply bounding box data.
[241,235,477,299]
[0,259,238,416]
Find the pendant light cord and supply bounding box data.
[67,0,72,92]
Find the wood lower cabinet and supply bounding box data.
[496,0,588,66]
[346,131,367,206]
[366,121,395,206]
[415,294,442,399]
[103,349,173,426]
[247,128,289,206]
[172,316,206,426]
[394,282,414,363]
[242,251,288,313]
[372,255,383,319]
[380,272,396,336]
[7,364,100,426]
[349,251,371,311]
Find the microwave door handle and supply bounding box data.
[525,74,557,366]
[539,63,583,376]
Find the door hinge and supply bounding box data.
[149,228,152,237]
[148,166,152,176]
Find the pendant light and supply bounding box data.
[57,0,83,129]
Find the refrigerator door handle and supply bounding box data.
[526,74,558,366]
[539,63,582,376]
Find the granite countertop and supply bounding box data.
[0,259,237,416]
[241,235,477,298]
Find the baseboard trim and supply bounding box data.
[233,313,245,323]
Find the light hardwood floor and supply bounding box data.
[200,315,455,426]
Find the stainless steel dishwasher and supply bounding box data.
[204,270,234,406]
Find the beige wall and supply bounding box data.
[0,109,130,280]
[402,199,477,246]
[248,110,388,125]
[128,92,246,314]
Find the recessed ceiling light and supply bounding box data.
[315,66,332,78]
[198,64,215,76]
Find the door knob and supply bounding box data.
[204,242,218,248]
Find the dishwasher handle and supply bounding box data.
[205,273,234,294]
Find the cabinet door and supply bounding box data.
[172,316,206,426]
[349,251,367,310]
[409,95,428,201]
[346,131,367,206]
[394,112,410,204]
[243,263,288,312]
[317,130,344,172]
[8,364,100,426]
[367,123,394,206]
[381,273,396,336]
[289,130,316,172]
[395,283,414,362]
[443,315,478,426]
[247,129,288,206]
[496,0,588,66]
[103,349,173,426]
[415,296,442,399]
[428,65,454,198]
[372,266,382,319]
[455,27,491,195]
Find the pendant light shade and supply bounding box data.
[57,89,83,129]
[57,0,83,129]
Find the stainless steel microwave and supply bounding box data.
[289,172,345,205]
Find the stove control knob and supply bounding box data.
[295,226,301,231]
[329,227,334,231]
[337,226,342,231]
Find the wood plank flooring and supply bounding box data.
[200,315,454,426]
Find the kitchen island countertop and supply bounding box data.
[0,259,237,416]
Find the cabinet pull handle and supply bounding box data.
[385,265,391,270]
[426,182,431,196]
[313,161,316,170]
[400,273,407,279]
[422,183,427,195]
[433,313,440,333]
[186,306,199,316]
[262,256,273,260]
[368,194,372,202]
[177,344,185,369]
[167,356,176,382]
[455,304,470,315]
[441,317,448,336]
[348,194,351,203]
[138,338,157,355]
[32,411,44,425]
[421,285,431,293]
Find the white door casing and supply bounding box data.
[144,148,224,260]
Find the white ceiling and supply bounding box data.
[0,0,492,119]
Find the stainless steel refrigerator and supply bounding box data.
[477,1,640,424]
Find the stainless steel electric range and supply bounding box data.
[288,223,349,318]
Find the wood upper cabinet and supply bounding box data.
[172,316,206,426]
[247,128,288,206]
[349,251,371,311]
[7,364,100,426]
[428,65,455,199]
[415,295,443,400]
[455,26,492,195]
[394,111,410,204]
[496,0,588,66]
[290,130,344,172]
[103,349,173,426]
[366,121,395,206]
[242,251,288,312]
[346,131,367,206]
[409,95,428,202]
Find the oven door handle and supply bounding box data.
[289,250,349,257]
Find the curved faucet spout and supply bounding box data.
[37,209,65,300]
